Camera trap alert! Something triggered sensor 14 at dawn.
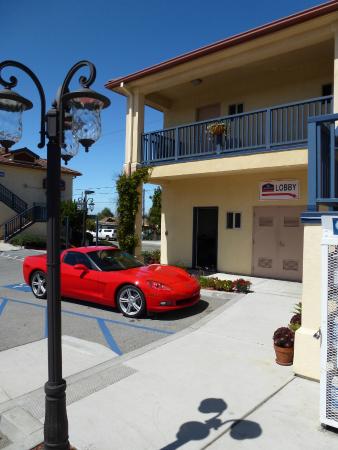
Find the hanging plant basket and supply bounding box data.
[206,121,228,136]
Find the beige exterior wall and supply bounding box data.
[294,28,338,381]
[117,17,338,381]
[160,169,307,271]
[0,164,75,237]
[151,148,308,181]
[293,223,322,380]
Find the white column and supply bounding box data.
[123,89,145,174]
[123,94,133,175]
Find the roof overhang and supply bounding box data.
[105,1,338,96]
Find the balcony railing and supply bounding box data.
[307,113,338,210]
[141,96,333,164]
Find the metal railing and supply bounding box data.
[307,113,338,209]
[142,96,333,164]
[0,182,27,213]
[2,204,47,241]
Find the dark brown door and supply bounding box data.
[193,207,218,270]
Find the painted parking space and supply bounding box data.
[2,283,31,293]
[0,296,174,355]
[0,252,227,355]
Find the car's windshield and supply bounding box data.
[87,249,144,271]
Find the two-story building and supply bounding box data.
[106,0,338,380]
[0,147,80,241]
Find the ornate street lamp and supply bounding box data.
[0,60,110,450]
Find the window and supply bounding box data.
[88,249,144,272]
[226,212,241,229]
[228,103,244,116]
[322,84,332,97]
[63,251,93,269]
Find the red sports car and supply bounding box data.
[23,246,200,318]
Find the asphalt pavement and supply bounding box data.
[0,248,230,355]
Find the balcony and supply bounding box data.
[142,96,333,165]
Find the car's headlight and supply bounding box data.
[147,280,171,291]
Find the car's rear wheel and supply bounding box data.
[116,285,146,318]
[30,270,47,299]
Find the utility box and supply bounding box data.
[320,216,338,429]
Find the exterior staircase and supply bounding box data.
[0,182,46,241]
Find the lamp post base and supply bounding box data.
[44,379,69,450]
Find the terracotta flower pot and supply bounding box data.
[274,344,294,366]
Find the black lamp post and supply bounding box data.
[77,190,95,246]
[0,60,110,450]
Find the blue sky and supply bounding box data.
[2,0,322,213]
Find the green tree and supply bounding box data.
[148,187,161,232]
[86,217,96,231]
[60,200,82,231]
[98,207,114,220]
[60,200,83,245]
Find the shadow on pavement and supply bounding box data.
[60,298,210,321]
[160,398,262,450]
[149,300,210,321]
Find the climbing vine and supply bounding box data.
[116,166,151,254]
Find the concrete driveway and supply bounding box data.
[1,273,335,450]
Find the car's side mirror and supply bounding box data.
[73,264,89,272]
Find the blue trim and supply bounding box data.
[0,298,8,316]
[307,121,317,211]
[301,211,338,224]
[308,113,338,123]
[97,318,123,355]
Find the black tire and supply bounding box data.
[30,270,47,299]
[116,284,146,318]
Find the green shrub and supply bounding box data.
[141,249,161,264]
[10,234,46,249]
[198,276,251,293]
[232,278,252,293]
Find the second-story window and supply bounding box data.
[228,103,244,115]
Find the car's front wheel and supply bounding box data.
[30,270,47,299]
[116,285,146,318]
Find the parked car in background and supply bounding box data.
[99,228,117,241]
[23,246,200,318]
[88,228,117,241]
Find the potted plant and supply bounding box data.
[273,327,295,366]
[288,313,301,332]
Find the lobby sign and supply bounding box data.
[259,180,299,200]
